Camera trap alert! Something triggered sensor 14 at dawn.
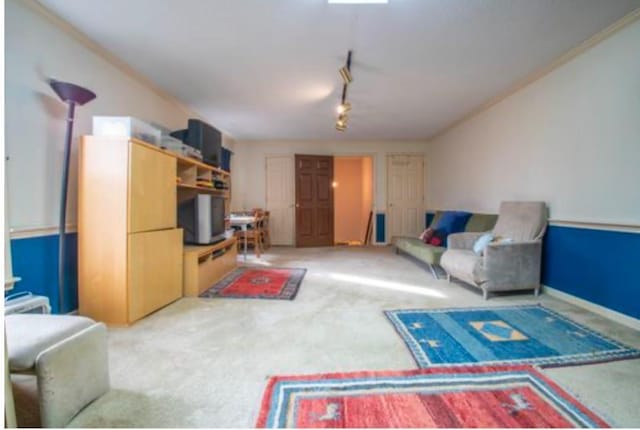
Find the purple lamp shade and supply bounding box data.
[48,79,96,106]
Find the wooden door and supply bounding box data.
[128,142,177,233]
[387,154,425,239]
[266,155,295,245]
[128,228,183,322]
[295,155,334,247]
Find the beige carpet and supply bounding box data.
[21,246,639,427]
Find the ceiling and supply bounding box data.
[39,0,640,141]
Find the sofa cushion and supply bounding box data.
[441,249,487,285]
[394,237,446,265]
[5,314,96,371]
[418,228,435,243]
[493,201,547,241]
[465,213,498,233]
[433,211,472,248]
[429,211,444,228]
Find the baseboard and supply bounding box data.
[544,285,640,331]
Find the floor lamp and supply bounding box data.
[48,79,96,313]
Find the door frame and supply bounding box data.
[265,154,295,246]
[333,154,376,245]
[385,153,427,243]
[263,152,379,247]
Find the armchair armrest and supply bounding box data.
[483,240,542,288]
[447,232,484,250]
[36,323,110,428]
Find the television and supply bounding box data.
[178,194,225,245]
[170,119,222,167]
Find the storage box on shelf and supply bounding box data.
[78,136,235,326]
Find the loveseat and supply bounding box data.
[392,211,498,278]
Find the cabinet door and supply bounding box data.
[128,228,183,322]
[129,143,177,233]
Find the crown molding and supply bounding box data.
[428,7,640,143]
[22,0,234,138]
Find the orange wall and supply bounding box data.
[334,157,373,243]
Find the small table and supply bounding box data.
[229,215,257,261]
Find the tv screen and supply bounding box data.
[178,194,225,245]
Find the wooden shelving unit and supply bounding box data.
[78,136,236,325]
[183,236,238,297]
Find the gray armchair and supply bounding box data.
[440,201,548,299]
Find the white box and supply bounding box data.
[4,293,51,315]
[92,116,162,146]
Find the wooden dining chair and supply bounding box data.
[235,210,264,257]
[261,211,271,249]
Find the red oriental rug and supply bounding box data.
[200,267,306,300]
[256,365,610,428]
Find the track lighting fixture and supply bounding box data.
[335,50,353,132]
[337,101,352,115]
[339,66,353,85]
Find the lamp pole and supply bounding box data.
[48,79,96,313]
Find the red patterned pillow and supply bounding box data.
[428,234,443,247]
[419,228,435,243]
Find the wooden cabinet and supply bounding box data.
[79,135,236,325]
[128,229,183,321]
[183,237,238,297]
[78,136,183,326]
[129,143,176,233]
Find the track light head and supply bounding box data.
[336,113,349,131]
[339,66,353,84]
[337,102,352,115]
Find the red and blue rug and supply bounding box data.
[200,267,306,300]
[256,365,609,428]
[384,304,640,368]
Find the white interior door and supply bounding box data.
[387,154,425,239]
[266,155,295,245]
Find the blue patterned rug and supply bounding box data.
[385,304,640,368]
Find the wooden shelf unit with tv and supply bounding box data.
[78,136,236,325]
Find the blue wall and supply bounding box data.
[542,225,640,319]
[7,233,78,314]
[376,213,386,243]
[9,221,639,321]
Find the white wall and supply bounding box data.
[427,19,640,225]
[4,0,233,233]
[230,140,429,216]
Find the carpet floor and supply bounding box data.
[48,246,640,427]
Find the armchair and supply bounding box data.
[440,201,548,299]
[5,314,110,427]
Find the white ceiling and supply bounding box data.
[39,0,640,141]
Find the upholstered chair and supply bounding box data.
[5,314,110,427]
[440,201,548,299]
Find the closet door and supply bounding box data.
[387,154,425,239]
[128,142,177,233]
[128,228,183,322]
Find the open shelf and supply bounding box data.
[177,184,229,196]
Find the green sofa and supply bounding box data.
[392,211,498,278]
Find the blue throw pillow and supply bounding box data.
[433,211,472,246]
[473,233,494,255]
